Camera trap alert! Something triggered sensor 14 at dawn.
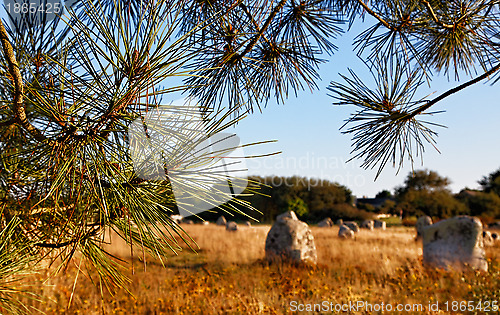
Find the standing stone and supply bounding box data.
[361,220,374,230]
[265,212,317,264]
[416,216,433,239]
[374,220,386,230]
[276,211,298,222]
[317,218,334,228]
[483,231,494,247]
[226,221,238,231]
[338,225,355,239]
[343,221,359,233]
[244,221,252,227]
[335,219,343,226]
[422,216,487,272]
[216,216,227,226]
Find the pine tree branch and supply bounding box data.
[35,227,100,248]
[35,239,77,248]
[0,20,48,143]
[407,62,500,119]
[355,0,394,30]
[240,0,287,58]
[239,2,270,45]
[421,0,454,29]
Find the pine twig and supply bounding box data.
[0,20,49,143]
[240,0,287,58]
[421,0,454,29]
[355,0,394,30]
[407,62,500,119]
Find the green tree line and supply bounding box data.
[358,168,500,222]
[196,175,374,223]
[200,168,500,224]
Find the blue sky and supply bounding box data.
[232,25,500,198]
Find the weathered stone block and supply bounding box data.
[423,216,487,271]
[265,214,317,264]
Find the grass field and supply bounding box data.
[20,224,500,314]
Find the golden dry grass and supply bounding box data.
[18,224,500,314]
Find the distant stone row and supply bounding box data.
[264,212,497,273]
[317,217,384,230]
[318,218,387,239]
[170,214,251,231]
